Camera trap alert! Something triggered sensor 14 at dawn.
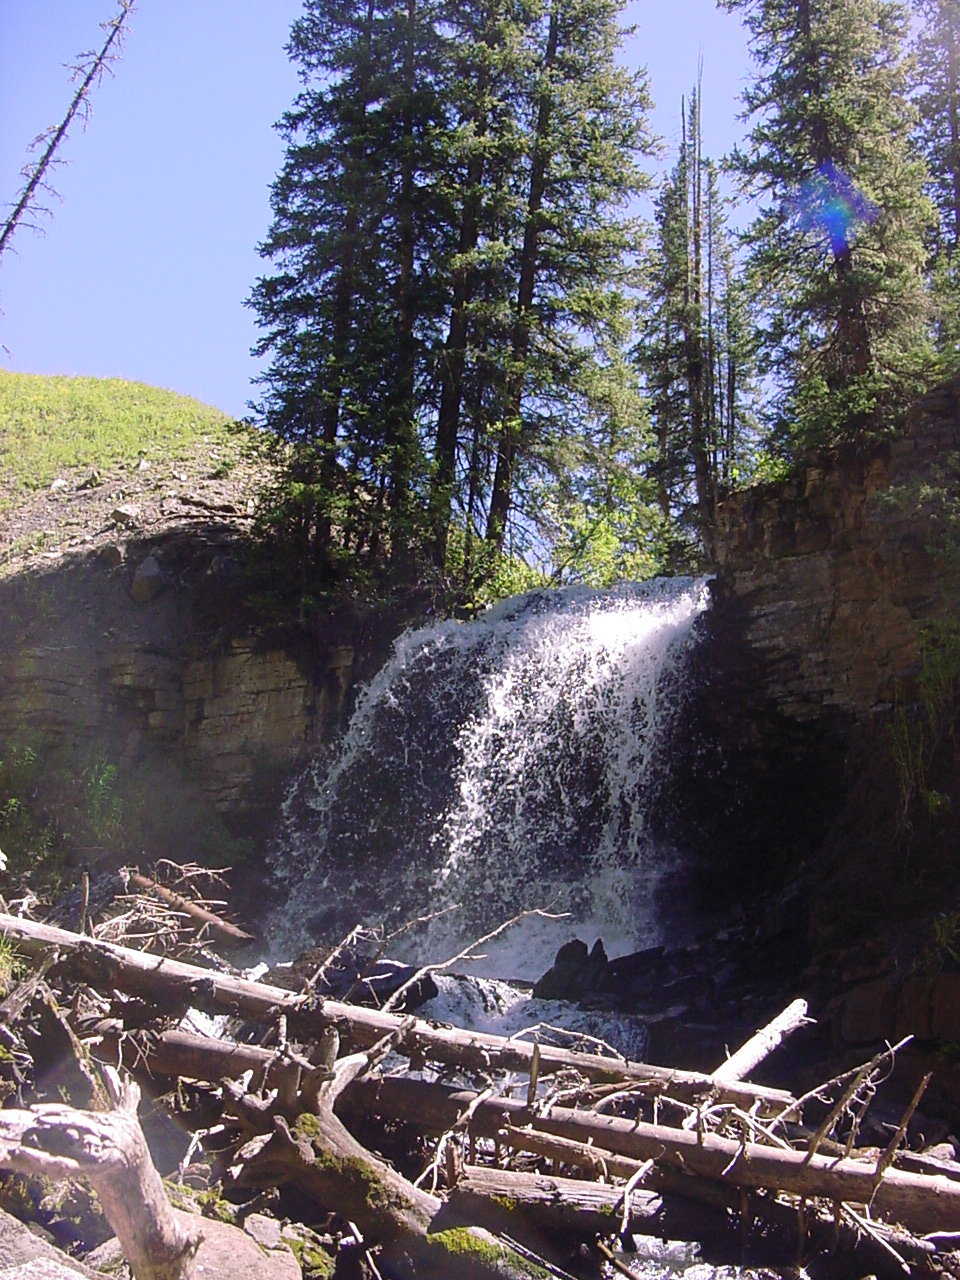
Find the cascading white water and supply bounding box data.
[268,577,708,977]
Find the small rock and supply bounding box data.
[49,477,68,492]
[77,470,101,491]
[130,555,164,603]
[244,1214,283,1250]
[924,1141,957,1163]
[100,544,125,568]
[110,504,139,528]
[138,457,151,471]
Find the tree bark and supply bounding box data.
[486,0,559,551]
[123,871,252,943]
[449,1163,662,1235]
[5,915,793,1108]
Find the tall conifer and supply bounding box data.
[722,0,932,450]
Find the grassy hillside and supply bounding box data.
[0,370,250,492]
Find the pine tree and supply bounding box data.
[251,0,653,593]
[722,0,933,451]
[482,0,654,554]
[914,0,960,368]
[915,0,960,255]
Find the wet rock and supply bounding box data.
[129,555,164,603]
[269,949,438,1011]
[534,937,608,1000]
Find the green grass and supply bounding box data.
[0,370,249,492]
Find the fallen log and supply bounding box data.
[712,997,810,1084]
[226,1041,564,1279]
[88,1027,960,1238]
[3,915,793,1110]
[449,1164,663,1236]
[0,1073,201,1280]
[122,870,253,943]
[344,1076,960,1237]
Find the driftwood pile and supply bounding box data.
[1,883,960,1280]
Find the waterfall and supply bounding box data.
[268,577,708,977]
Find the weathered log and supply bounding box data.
[0,916,792,1110]
[712,997,810,1084]
[0,1075,201,1280]
[123,871,253,943]
[344,1076,960,1236]
[449,1163,662,1235]
[227,1050,562,1280]
[89,1027,960,1239]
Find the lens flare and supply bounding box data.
[794,162,877,255]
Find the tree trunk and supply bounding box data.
[429,24,492,570]
[345,1076,960,1236]
[390,0,419,574]
[485,0,559,552]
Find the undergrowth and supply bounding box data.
[889,630,960,838]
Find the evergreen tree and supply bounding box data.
[915,0,960,256]
[914,0,960,368]
[252,0,654,593]
[722,0,933,451]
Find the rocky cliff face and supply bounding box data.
[0,553,355,818]
[709,377,960,1069]
[713,375,960,722]
[0,520,375,895]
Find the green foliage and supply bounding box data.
[914,909,960,974]
[0,744,59,890]
[251,0,656,592]
[0,936,22,996]
[0,737,251,900]
[81,752,123,844]
[637,88,761,547]
[0,371,249,496]
[914,0,960,260]
[880,449,960,563]
[723,0,935,453]
[889,630,960,829]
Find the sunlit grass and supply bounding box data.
[0,370,253,493]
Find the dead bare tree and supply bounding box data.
[0,2,135,263]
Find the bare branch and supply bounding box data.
[0,2,135,262]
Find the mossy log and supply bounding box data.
[227,1057,563,1280]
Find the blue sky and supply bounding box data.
[0,1,753,419]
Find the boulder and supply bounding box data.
[0,1208,104,1278]
[130,556,164,603]
[533,937,608,1000]
[87,1212,301,1280]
